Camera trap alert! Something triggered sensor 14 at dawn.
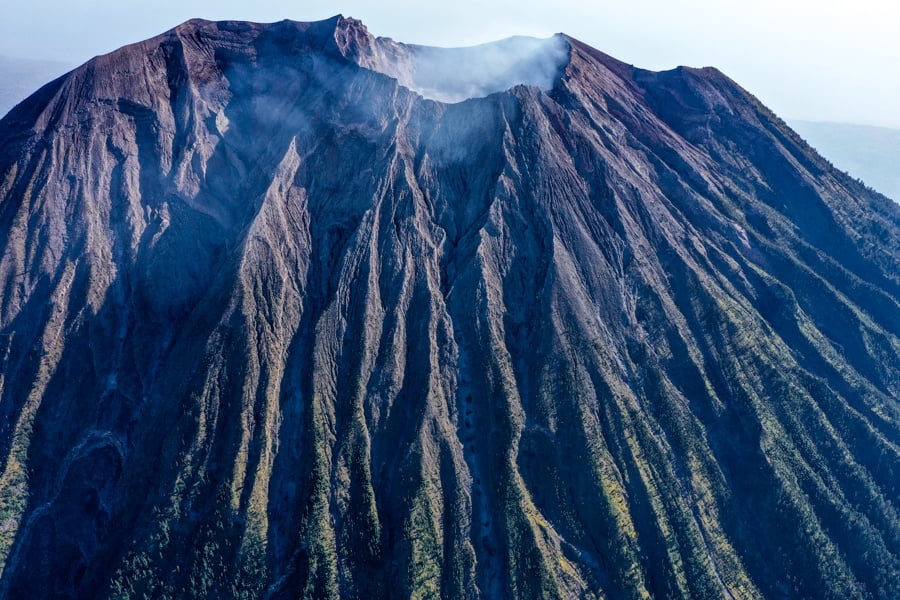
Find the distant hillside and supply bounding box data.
[791,120,900,202]
[0,55,71,117]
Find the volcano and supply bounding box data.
[0,16,897,599]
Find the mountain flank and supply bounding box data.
[0,15,898,599]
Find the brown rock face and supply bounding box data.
[0,15,898,599]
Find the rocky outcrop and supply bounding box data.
[0,15,897,599]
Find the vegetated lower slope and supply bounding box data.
[0,15,897,599]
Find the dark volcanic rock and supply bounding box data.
[0,15,897,599]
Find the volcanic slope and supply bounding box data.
[0,15,897,600]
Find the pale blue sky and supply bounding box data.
[3,0,898,127]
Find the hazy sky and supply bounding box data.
[2,0,898,127]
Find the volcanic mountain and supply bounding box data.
[0,15,897,599]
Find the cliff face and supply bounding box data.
[0,15,897,599]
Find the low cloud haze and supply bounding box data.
[791,120,900,203]
[0,56,72,117]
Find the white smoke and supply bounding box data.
[371,35,570,103]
